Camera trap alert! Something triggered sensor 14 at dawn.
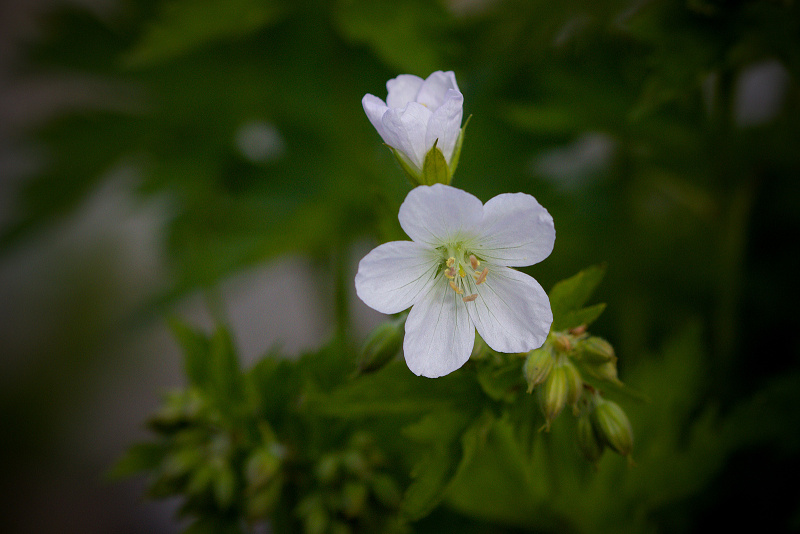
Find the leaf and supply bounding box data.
[556,302,607,332]
[475,358,524,403]
[168,319,242,409]
[123,0,285,68]
[303,360,483,418]
[208,326,243,407]
[549,264,607,331]
[169,318,213,389]
[444,417,542,528]
[401,409,472,520]
[107,442,169,480]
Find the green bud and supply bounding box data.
[371,473,402,509]
[341,481,368,518]
[524,348,554,392]
[552,332,573,353]
[576,412,604,464]
[342,449,368,478]
[357,317,405,374]
[212,462,237,509]
[591,398,634,457]
[537,364,569,430]
[297,494,329,534]
[315,453,341,485]
[586,359,622,385]
[304,506,329,534]
[246,478,282,520]
[246,447,282,489]
[576,336,616,364]
[563,360,584,407]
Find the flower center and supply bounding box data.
[442,247,489,303]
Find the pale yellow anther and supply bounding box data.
[475,268,489,285]
[462,293,478,302]
[449,280,463,294]
[446,257,455,267]
[469,255,480,270]
[445,267,456,279]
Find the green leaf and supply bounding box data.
[208,327,243,406]
[303,360,483,417]
[401,409,472,520]
[123,0,285,68]
[169,318,213,389]
[444,417,542,528]
[556,302,607,332]
[107,442,169,480]
[475,358,524,403]
[167,320,242,409]
[421,142,449,186]
[549,264,607,331]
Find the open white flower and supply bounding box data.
[355,184,555,378]
[362,71,464,185]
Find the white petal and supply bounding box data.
[362,94,390,143]
[403,278,474,377]
[355,241,439,315]
[417,71,459,109]
[399,184,483,247]
[472,193,555,267]
[425,89,463,163]
[381,102,432,170]
[386,74,424,109]
[467,265,552,354]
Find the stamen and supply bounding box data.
[475,268,489,285]
[446,257,455,267]
[458,265,466,277]
[469,255,480,269]
[445,267,456,279]
[449,280,463,294]
[462,293,478,302]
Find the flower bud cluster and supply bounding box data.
[295,432,407,534]
[143,387,287,520]
[523,326,634,461]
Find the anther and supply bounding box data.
[446,257,455,267]
[462,293,478,302]
[449,280,463,294]
[475,268,489,285]
[469,255,480,270]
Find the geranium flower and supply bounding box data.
[362,71,465,185]
[355,184,555,378]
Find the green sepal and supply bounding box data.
[448,114,471,181]
[387,145,424,186]
[421,140,450,186]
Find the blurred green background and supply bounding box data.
[1,0,798,532]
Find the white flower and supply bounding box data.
[362,71,464,184]
[355,184,555,378]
